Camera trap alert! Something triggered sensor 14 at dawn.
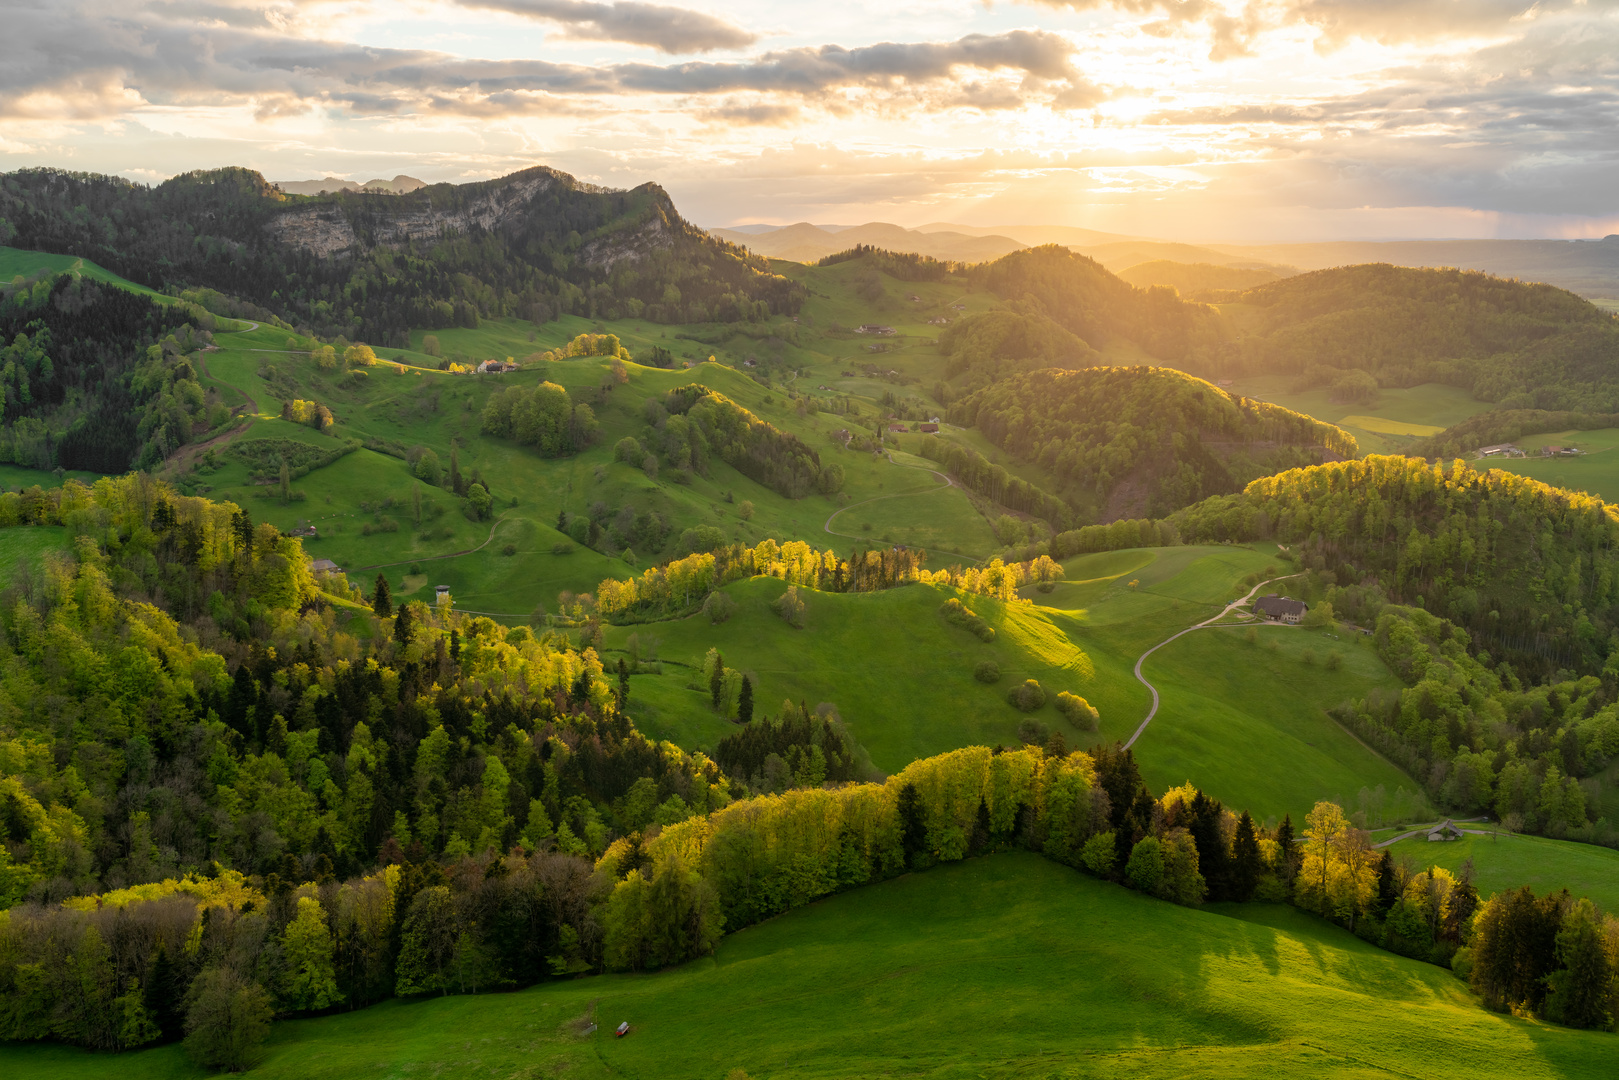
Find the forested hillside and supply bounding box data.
[935,309,1098,392]
[968,246,1224,365]
[0,167,802,345]
[1225,264,1619,407]
[950,367,1356,519]
[1175,455,1619,678]
[0,274,218,472]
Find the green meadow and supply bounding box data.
[1383,829,1619,914]
[0,524,69,578]
[603,543,1421,823]
[3,853,1608,1080]
[0,246,168,302]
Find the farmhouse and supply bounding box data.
[888,424,909,433]
[918,422,940,433]
[309,558,343,574]
[856,324,896,335]
[1477,443,1521,457]
[1427,820,1463,841]
[1254,594,1308,624]
[286,524,318,539]
[1542,445,1582,456]
[476,359,517,374]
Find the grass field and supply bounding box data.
[1336,414,1445,437]
[1232,377,1489,455]
[0,246,169,301]
[4,852,1609,1080]
[0,525,69,578]
[1384,829,1619,913]
[1139,623,1416,822]
[605,544,1420,822]
[607,577,1132,770]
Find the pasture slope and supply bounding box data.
[1383,828,1619,914]
[611,544,1420,825]
[1,854,1606,1080]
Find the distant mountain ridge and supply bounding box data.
[708,222,1025,264]
[273,175,427,196]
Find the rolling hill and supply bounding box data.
[3,854,1608,1080]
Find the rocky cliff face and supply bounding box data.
[263,168,678,267]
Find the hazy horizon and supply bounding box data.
[4,0,1619,244]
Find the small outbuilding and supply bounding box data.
[310,558,343,574]
[1253,594,1308,624]
[615,1022,630,1038]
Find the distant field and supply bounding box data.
[1481,428,1619,502]
[1336,414,1445,437]
[1384,829,1619,913]
[1233,377,1488,455]
[4,853,1607,1080]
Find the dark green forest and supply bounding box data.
[0,274,216,472]
[950,366,1357,519]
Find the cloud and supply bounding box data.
[454,0,757,54]
[0,3,1092,121]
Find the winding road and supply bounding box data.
[1122,572,1305,750]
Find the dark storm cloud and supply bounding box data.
[454,0,758,54]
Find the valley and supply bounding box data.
[3,163,1619,1076]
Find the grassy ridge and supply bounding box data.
[609,545,1420,823]
[4,853,1607,1080]
[0,246,168,301]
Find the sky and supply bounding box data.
[3,0,1619,242]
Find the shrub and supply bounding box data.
[772,585,807,628]
[1081,831,1116,876]
[1008,679,1046,712]
[551,541,573,555]
[974,660,1001,683]
[1016,717,1048,745]
[414,448,443,486]
[1325,650,1343,671]
[501,542,518,556]
[642,454,660,479]
[1126,836,1164,893]
[615,436,643,464]
[1055,691,1099,730]
[940,597,995,641]
[738,499,755,521]
[702,591,737,624]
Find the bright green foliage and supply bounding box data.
[281,896,344,1012]
[1080,831,1115,875]
[183,966,274,1072]
[1126,836,1164,893]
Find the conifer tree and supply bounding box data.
[1275,814,1298,884]
[1231,811,1262,902]
[372,573,393,617]
[710,653,727,708]
[617,658,631,712]
[737,675,753,724]
[394,603,414,645]
[450,444,464,495]
[143,941,186,1042]
[897,782,927,869]
[1375,850,1399,915]
[1543,899,1613,1029]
